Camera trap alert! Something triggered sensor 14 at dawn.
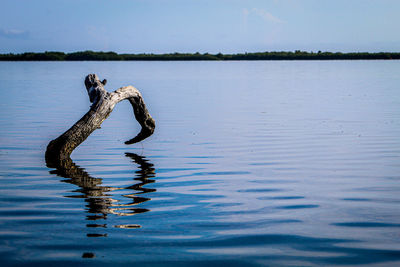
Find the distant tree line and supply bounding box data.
[0,50,399,61]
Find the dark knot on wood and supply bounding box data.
[45,74,155,168]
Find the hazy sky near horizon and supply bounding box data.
[1,0,399,53]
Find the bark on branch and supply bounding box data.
[45,74,155,167]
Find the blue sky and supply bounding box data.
[1,0,399,53]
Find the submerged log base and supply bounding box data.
[45,74,155,168]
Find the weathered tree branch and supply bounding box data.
[45,74,155,167]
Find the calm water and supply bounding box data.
[0,61,399,266]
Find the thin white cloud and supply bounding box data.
[251,8,284,24]
[243,8,250,17]
[0,29,29,39]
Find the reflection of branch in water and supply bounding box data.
[48,153,156,228]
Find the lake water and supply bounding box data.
[0,61,399,266]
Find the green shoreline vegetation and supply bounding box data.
[1,50,399,61]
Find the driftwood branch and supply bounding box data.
[45,74,155,167]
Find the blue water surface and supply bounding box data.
[0,61,399,266]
